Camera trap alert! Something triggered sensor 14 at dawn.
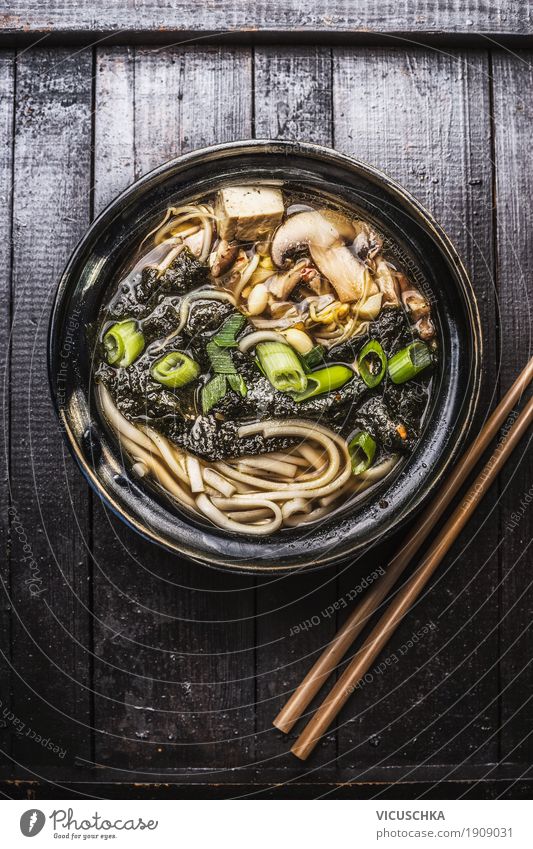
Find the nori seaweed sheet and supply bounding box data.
[96,253,434,463]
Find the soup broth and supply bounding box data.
[94,185,437,535]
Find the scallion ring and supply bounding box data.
[388,341,432,384]
[348,431,377,475]
[151,351,200,388]
[357,339,386,388]
[103,320,145,367]
[256,342,307,394]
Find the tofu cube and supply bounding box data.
[215,186,284,241]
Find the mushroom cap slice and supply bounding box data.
[374,259,401,308]
[210,239,239,277]
[318,208,357,242]
[396,271,431,320]
[270,210,368,303]
[267,258,310,300]
[352,220,383,268]
[271,210,339,267]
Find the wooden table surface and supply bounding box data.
[0,4,532,799]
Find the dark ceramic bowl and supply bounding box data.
[48,140,482,574]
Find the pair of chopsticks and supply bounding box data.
[274,358,533,760]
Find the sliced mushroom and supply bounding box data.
[401,289,430,320]
[269,300,302,321]
[318,208,357,242]
[414,315,436,340]
[224,250,249,289]
[304,274,333,297]
[396,272,430,320]
[352,220,383,269]
[270,210,368,303]
[210,239,239,277]
[374,259,401,308]
[394,272,435,339]
[266,258,311,300]
[319,211,382,270]
[311,241,369,303]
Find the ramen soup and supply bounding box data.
[95,186,438,536]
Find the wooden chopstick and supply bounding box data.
[274,357,533,736]
[290,392,533,760]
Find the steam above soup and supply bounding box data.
[95,185,437,535]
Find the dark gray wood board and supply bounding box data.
[0,35,530,794]
[252,46,339,773]
[0,49,14,771]
[3,775,533,799]
[492,49,533,770]
[91,45,259,775]
[1,1,532,45]
[9,48,93,771]
[332,47,500,779]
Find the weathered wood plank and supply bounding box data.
[9,48,93,771]
[94,47,135,211]
[252,46,340,771]
[333,47,499,777]
[91,46,257,773]
[2,756,531,786]
[1,1,532,45]
[491,49,533,769]
[2,40,529,789]
[0,49,14,772]
[254,47,333,145]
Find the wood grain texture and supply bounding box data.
[3,770,533,798]
[1,37,531,791]
[252,46,340,772]
[1,1,532,45]
[9,48,93,769]
[0,49,14,770]
[91,46,258,774]
[333,47,499,778]
[491,49,533,769]
[94,47,135,211]
[254,47,333,145]
[1,756,530,785]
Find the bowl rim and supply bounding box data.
[48,138,483,575]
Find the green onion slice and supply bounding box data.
[201,374,228,414]
[357,339,386,388]
[291,364,353,402]
[207,341,237,375]
[213,313,246,348]
[103,320,145,367]
[348,431,377,475]
[228,373,248,397]
[256,342,307,394]
[300,344,325,373]
[150,351,200,388]
[388,341,432,384]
